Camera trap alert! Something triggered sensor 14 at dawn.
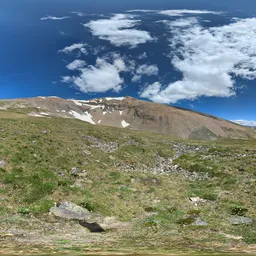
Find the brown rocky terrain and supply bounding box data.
[0,96,255,140]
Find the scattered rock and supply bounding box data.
[50,202,91,221]
[56,170,65,177]
[0,160,6,168]
[70,167,81,176]
[170,142,209,158]
[230,216,253,225]
[189,197,207,205]
[70,167,87,177]
[194,218,208,226]
[84,136,118,153]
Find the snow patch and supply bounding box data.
[121,120,130,128]
[72,100,103,110]
[103,111,107,115]
[40,112,50,116]
[73,100,83,106]
[105,97,125,101]
[28,112,49,118]
[119,111,123,115]
[83,104,103,110]
[98,120,102,124]
[69,110,95,125]
[48,96,61,99]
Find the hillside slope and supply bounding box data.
[0,109,256,253]
[0,96,255,140]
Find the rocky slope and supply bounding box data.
[0,96,255,140]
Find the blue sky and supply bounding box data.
[0,0,256,125]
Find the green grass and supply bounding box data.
[0,109,255,250]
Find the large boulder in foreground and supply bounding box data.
[50,202,91,221]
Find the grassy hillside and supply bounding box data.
[0,110,256,253]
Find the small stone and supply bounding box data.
[70,167,81,176]
[56,171,65,177]
[194,218,208,226]
[189,197,207,204]
[0,160,6,168]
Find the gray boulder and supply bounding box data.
[50,202,91,220]
[230,216,253,225]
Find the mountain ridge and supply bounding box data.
[0,96,255,140]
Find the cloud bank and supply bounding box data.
[140,17,256,103]
[84,14,153,47]
[232,120,256,127]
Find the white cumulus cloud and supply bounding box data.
[62,56,126,93]
[41,16,70,20]
[140,17,256,103]
[66,60,87,70]
[231,120,256,127]
[132,64,159,82]
[59,43,87,54]
[84,14,153,47]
